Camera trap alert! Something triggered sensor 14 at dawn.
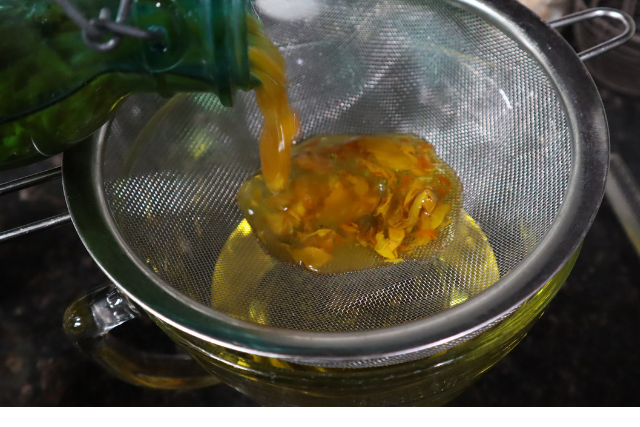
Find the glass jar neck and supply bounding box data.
[130,0,253,105]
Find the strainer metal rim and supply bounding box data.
[61,0,608,362]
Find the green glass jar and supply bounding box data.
[0,0,254,170]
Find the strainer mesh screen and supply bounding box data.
[101,0,571,335]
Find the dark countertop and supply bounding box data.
[1,85,639,406]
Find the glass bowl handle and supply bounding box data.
[549,7,635,61]
[63,284,220,389]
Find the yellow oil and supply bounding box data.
[247,16,300,193]
[211,210,499,328]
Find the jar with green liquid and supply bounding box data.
[0,0,255,170]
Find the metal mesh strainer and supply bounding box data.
[62,0,609,368]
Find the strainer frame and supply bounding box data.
[62,0,609,363]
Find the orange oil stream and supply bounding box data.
[248,17,299,193]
